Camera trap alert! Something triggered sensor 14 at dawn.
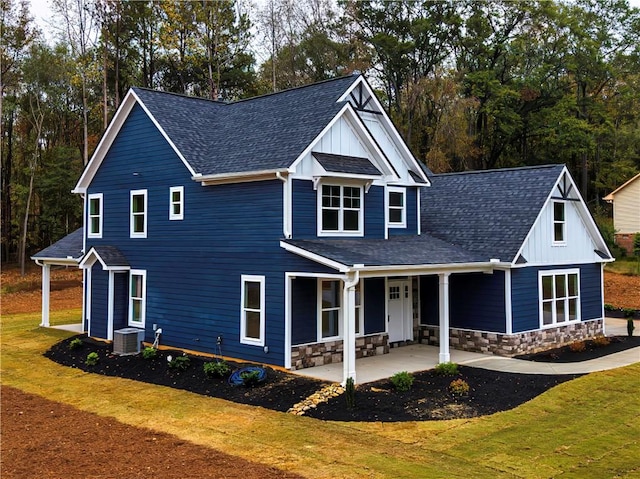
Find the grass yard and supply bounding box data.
[1,308,639,478]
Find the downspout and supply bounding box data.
[342,270,359,385]
[276,172,291,239]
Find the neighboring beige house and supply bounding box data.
[604,172,640,254]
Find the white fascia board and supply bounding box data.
[355,262,506,278]
[78,247,130,271]
[338,76,430,185]
[31,257,80,266]
[280,241,350,273]
[73,89,197,194]
[196,169,289,186]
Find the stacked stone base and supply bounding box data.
[419,319,604,356]
[290,334,388,370]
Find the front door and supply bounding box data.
[388,280,411,343]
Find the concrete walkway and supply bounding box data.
[293,317,640,384]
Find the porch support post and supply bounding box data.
[438,272,450,363]
[107,270,115,340]
[342,271,359,385]
[40,263,51,327]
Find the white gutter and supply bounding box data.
[276,171,292,239]
[194,168,289,186]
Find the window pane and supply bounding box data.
[542,276,553,300]
[133,215,145,233]
[322,281,340,308]
[322,186,340,207]
[355,306,361,335]
[555,274,566,298]
[542,301,553,325]
[245,281,261,309]
[568,274,578,296]
[131,275,142,298]
[389,208,402,223]
[343,187,360,207]
[131,299,142,323]
[568,298,578,321]
[90,198,100,215]
[343,210,359,231]
[322,209,339,230]
[554,223,564,242]
[91,217,100,234]
[172,191,181,202]
[554,202,565,221]
[173,203,181,215]
[389,191,403,207]
[322,310,339,338]
[245,311,261,339]
[556,300,566,323]
[132,195,144,213]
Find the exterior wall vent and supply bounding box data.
[113,328,144,355]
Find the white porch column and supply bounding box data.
[342,272,358,385]
[438,272,450,363]
[40,263,51,327]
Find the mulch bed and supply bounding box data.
[514,335,640,363]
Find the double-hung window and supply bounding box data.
[319,184,363,235]
[88,193,103,238]
[240,275,265,346]
[387,187,406,228]
[129,270,146,328]
[169,186,184,220]
[539,270,580,327]
[319,280,341,339]
[355,282,363,336]
[130,189,147,238]
[553,201,566,244]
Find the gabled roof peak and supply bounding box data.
[432,164,564,177]
[132,86,229,105]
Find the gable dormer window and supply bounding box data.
[553,201,565,245]
[318,184,363,236]
[387,187,406,228]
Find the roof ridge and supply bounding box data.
[228,74,359,105]
[132,86,228,105]
[432,164,563,177]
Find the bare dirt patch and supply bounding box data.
[604,271,640,309]
[0,385,304,479]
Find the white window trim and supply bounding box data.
[87,193,103,238]
[318,279,342,341]
[387,186,406,228]
[552,200,566,246]
[128,269,147,328]
[169,186,184,221]
[130,189,148,238]
[317,184,364,237]
[240,275,265,346]
[538,268,580,329]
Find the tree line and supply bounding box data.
[2,0,639,270]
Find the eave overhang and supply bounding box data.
[194,169,290,186]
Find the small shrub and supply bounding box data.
[167,354,190,371]
[449,378,470,396]
[623,308,637,318]
[345,377,356,409]
[240,369,262,387]
[203,360,231,378]
[434,362,459,376]
[592,335,610,347]
[390,371,414,392]
[603,303,616,312]
[569,341,586,353]
[69,338,83,350]
[141,346,157,359]
[628,318,636,337]
[85,352,99,366]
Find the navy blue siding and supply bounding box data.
[291,277,317,345]
[420,273,506,333]
[89,265,108,338]
[364,186,385,238]
[364,278,385,334]
[389,187,419,236]
[511,264,603,333]
[86,105,338,365]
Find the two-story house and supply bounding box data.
[34,74,613,384]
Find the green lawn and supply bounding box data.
[606,257,640,276]
[2,309,639,478]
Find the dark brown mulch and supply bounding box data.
[514,335,640,363]
[0,385,304,479]
[45,335,586,422]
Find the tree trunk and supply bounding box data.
[20,167,35,276]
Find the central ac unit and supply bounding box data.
[113,328,144,355]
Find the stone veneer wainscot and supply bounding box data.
[290,334,389,370]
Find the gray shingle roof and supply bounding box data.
[421,164,564,262]
[285,235,486,267]
[132,75,358,176]
[90,246,130,267]
[32,228,84,261]
[312,152,382,176]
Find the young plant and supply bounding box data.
[592,335,611,348]
[449,378,470,396]
[344,377,356,409]
[569,341,586,353]
[390,371,414,392]
[85,352,99,366]
[167,354,190,371]
[435,362,459,376]
[628,318,636,337]
[240,369,262,387]
[203,360,231,378]
[141,346,157,360]
[69,338,83,350]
